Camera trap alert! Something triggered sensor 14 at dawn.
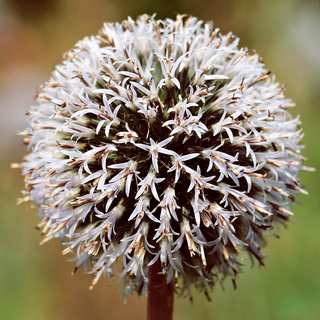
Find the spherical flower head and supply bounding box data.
[15,14,311,300]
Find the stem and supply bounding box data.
[147,260,174,320]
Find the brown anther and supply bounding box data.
[215,39,222,49]
[71,267,78,276]
[253,204,273,216]
[218,214,226,227]
[223,246,229,260]
[247,71,271,88]
[122,20,134,32]
[96,35,115,47]
[38,93,52,101]
[154,22,162,46]
[200,210,211,227]
[267,160,282,168]
[230,216,238,224]
[15,130,32,137]
[45,170,57,179]
[33,126,56,130]
[46,219,71,237]
[67,159,84,167]
[105,81,120,94]
[167,41,172,58]
[71,74,90,87]
[225,33,235,46]
[210,30,217,42]
[70,198,95,206]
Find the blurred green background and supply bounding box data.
[1,0,319,319]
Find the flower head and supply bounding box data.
[15,14,312,300]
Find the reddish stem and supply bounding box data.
[147,260,174,320]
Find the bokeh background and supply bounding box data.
[1,0,319,319]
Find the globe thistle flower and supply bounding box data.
[15,14,311,301]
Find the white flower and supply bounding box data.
[135,137,175,173]
[15,14,312,300]
[112,123,138,144]
[168,152,200,183]
[135,170,165,201]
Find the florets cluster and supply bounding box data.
[15,14,310,299]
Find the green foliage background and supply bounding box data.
[1,0,319,319]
